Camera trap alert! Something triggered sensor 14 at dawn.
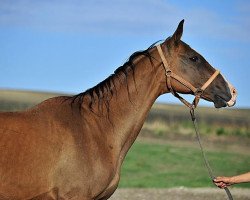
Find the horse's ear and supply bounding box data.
[171,19,184,44]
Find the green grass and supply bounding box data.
[119,141,250,188]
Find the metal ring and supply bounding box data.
[195,88,203,96]
[166,70,172,76]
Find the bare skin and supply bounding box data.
[214,172,250,188]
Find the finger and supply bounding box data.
[214,177,230,183]
[214,181,224,188]
[214,177,224,182]
[214,178,224,183]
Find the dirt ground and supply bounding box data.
[109,188,250,200]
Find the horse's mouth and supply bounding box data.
[214,95,234,108]
[226,98,236,107]
[201,94,236,108]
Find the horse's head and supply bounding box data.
[160,20,237,108]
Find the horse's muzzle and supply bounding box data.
[226,87,237,107]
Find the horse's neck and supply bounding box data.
[92,51,167,155]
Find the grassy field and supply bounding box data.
[120,139,250,188]
[1,89,250,189]
[144,103,250,139]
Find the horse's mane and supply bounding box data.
[68,41,161,112]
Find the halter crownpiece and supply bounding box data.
[156,44,220,109]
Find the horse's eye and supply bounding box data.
[189,56,198,62]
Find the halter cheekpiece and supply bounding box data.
[156,44,220,109]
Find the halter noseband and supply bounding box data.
[156,44,220,109]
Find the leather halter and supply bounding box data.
[156,44,220,109]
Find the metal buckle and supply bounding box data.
[195,88,203,97]
[166,70,172,76]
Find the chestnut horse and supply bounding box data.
[0,20,236,200]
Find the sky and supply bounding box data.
[0,0,250,108]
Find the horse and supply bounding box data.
[0,20,237,200]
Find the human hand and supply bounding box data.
[213,177,234,189]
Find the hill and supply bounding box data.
[0,89,69,111]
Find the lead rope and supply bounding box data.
[189,108,233,200]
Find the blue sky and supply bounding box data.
[0,0,249,108]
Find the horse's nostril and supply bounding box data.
[232,88,237,95]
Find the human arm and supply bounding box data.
[214,172,250,188]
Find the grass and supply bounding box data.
[119,141,250,188]
[143,119,250,139]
